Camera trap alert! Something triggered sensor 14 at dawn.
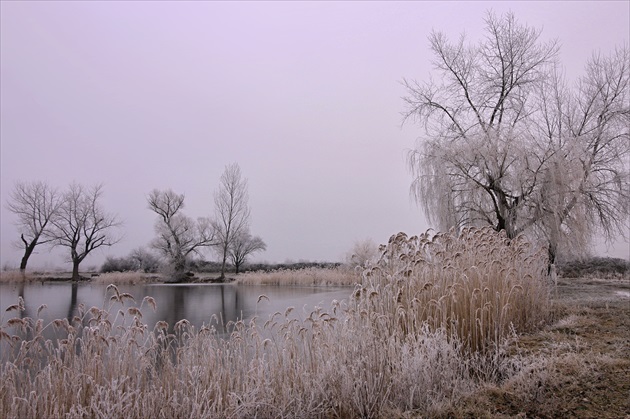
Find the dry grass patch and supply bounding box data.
[235,266,359,286]
[90,271,160,285]
[0,271,36,283]
[437,284,630,418]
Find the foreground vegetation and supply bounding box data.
[2,228,628,417]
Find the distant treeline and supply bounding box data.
[557,257,629,278]
[191,260,343,274]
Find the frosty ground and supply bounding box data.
[445,274,630,418]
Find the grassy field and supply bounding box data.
[1,228,628,418]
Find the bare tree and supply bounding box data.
[6,181,62,272]
[148,189,215,281]
[47,183,121,280]
[533,47,630,263]
[213,163,251,279]
[404,11,629,264]
[228,230,266,274]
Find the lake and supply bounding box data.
[0,282,352,335]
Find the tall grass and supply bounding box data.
[235,266,359,286]
[0,227,552,418]
[354,227,551,354]
[90,271,159,285]
[0,271,35,283]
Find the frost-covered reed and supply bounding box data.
[0,271,35,283]
[355,227,551,354]
[90,271,158,285]
[235,266,359,286]
[0,228,551,418]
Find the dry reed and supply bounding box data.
[0,271,37,283]
[353,227,551,355]
[0,228,552,418]
[235,266,359,286]
[90,271,159,285]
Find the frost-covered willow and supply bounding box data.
[404,11,629,263]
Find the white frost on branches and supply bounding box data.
[405,12,629,262]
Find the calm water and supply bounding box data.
[0,282,352,334]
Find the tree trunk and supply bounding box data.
[19,237,37,271]
[234,262,240,275]
[220,246,228,279]
[172,257,187,283]
[19,246,34,271]
[71,259,81,281]
[547,242,558,286]
[547,242,557,269]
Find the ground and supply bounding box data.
[439,275,630,418]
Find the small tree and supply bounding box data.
[48,183,121,280]
[228,230,266,274]
[148,189,215,281]
[345,238,379,269]
[213,163,251,279]
[128,247,161,273]
[6,181,62,272]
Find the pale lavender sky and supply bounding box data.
[1,1,628,269]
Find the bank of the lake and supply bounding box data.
[0,266,360,287]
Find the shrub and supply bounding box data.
[101,256,136,273]
[101,248,160,273]
[344,238,379,269]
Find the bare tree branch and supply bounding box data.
[404,11,628,264]
[148,189,216,281]
[47,183,121,280]
[5,181,62,271]
[213,163,252,279]
[228,230,266,274]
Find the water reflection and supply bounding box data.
[0,282,351,335]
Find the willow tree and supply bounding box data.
[404,11,629,264]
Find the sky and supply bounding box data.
[1,1,628,270]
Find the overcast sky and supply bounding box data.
[1,1,628,270]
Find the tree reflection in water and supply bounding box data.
[1,282,351,337]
